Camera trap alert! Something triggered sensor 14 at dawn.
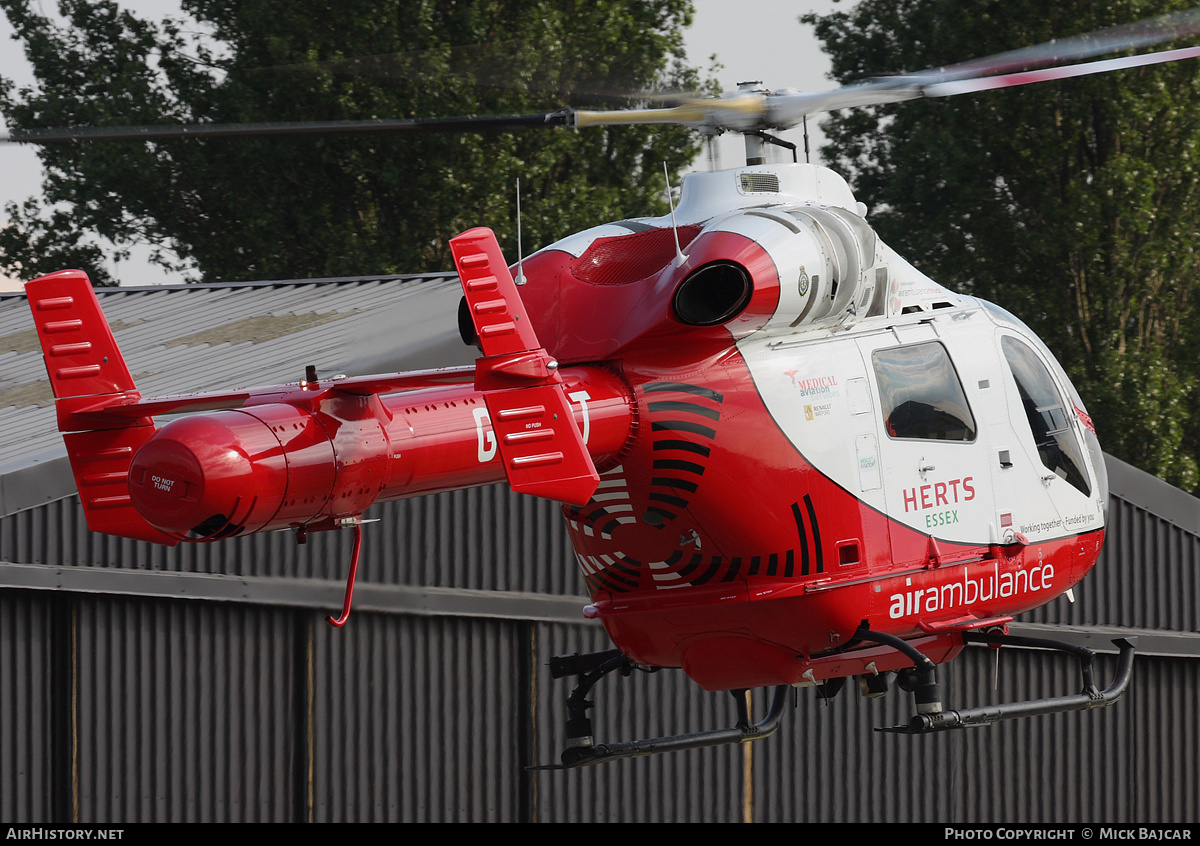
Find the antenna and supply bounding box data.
[515,178,527,286]
[663,162,688,268]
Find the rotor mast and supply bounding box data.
[735,82,771,166]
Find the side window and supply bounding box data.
[872,342,976,441]
[1001,336,1091,496]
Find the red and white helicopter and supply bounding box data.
[17,9,1200,767]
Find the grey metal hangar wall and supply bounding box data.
[0,280,1197,822]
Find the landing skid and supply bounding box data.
[538,649,788,769]
[869,628,1138,733]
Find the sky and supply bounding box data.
[0,0,845,289]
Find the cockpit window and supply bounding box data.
[872,342,976,441]
[1001,336,1091,496]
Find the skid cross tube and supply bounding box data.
[542,649,789,769]
[556,684,790,769]
[880,632,1137,733]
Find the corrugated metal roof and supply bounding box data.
[0,274,475,515]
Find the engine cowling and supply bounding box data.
[684,204,887,333]
[511,203,888,363]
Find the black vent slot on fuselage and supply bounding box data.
[188,513,243,540]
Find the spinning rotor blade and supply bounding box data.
[5,8,1200,144]
[1,112,573,144]
[496,6,1200,134]
[573,93,765,130]
[768,7,1200,127]
[919,44,1200,97]
[568,6,1200,132]
[919,6,1200,81]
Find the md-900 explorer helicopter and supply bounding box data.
[17,9,1200,767]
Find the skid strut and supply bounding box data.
[542,649,789,769]
[870,627,1137,733]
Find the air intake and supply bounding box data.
[739,172,780,194]
[673,262,752,326]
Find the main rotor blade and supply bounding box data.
[573,6,1200,132]
[769,42,1200,124]
[572,93,766,130]
[923,43,1200,97]
[767,7,1200,128]
[6,7,1200,144]
[929,7,1200,81]
[1,111,571,144]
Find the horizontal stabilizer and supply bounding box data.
[100,366,478,418]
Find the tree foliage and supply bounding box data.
[805,0,1200,491]
[0,0,705,284]
[0,197,114,284]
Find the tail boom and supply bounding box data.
[26,228,632,546]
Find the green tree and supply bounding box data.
[0,0,704,284]
[0,197,115,284]
[805,0,1200,491]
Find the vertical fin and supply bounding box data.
[28,269,141,426]
[26,270,176,544]
[452,227,541,356]
[450,227,599,506]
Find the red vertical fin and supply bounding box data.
[26,270,177,544]
[28,270,140,418]
[451,227,599,506]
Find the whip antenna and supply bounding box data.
[664,162,688,268]
[515,178,527,285]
